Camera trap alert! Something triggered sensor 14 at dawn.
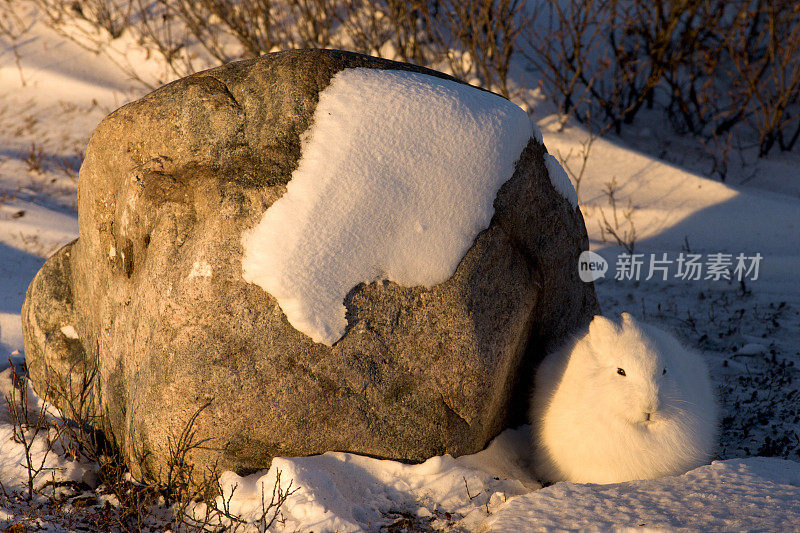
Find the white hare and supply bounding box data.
[529,312,718,484]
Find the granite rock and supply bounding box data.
[22,49,598,484]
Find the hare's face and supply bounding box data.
[585,313,670,425]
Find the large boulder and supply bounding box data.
[22,49,598,484]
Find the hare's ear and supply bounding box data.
[620,312,637,329]
[588,315,619,345]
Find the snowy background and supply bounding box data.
[0,1,799,531]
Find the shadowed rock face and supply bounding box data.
[22,49,598,484]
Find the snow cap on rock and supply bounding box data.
[544,153,579,208]
[242,68,533,345]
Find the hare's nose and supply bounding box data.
[644,412,651,422]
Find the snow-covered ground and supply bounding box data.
[484,457,800,531]
[1,4,798,531]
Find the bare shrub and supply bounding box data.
[20,0,800,161]
[647,1,732,136]
[729,0,800,155]
[71,0,134,38]
[143,0,527,97]
[254,469,298,531]
[0,188,19,205]
[25,0,521,96]
[335,1,432,63]
[0,0,32,85]
[165,403,213,496]
[20,142,45,173]
[429,0,528,98]
[699,130,734,181]
[0,0,28,39]
[525,0,732,134]
[525,0,800,164]
[157,403,299,531]
[164,0,285,61]
[4,354,299,529]
[45,359,101,465]
[334,0,528,97]
[53,148,84,181]
[42,363,206,528]
[134,0,341,80]
[138,401,297,531]
[36,358,163,529]
[133,0,198,79]
[554,130,600,201]
[4,361,66,500]
[525,1,613,129]
[598,176,636,254]
[31,0,135,40]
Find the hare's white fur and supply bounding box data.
[529,313,718,484]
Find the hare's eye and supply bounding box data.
[617,368,626,376]
[662,367,667,375]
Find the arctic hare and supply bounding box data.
[529,312,718,484]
